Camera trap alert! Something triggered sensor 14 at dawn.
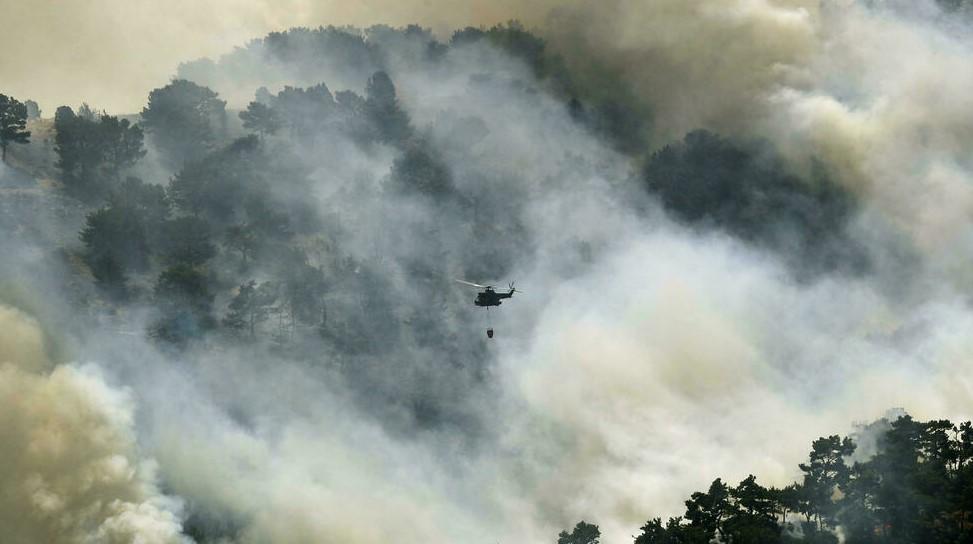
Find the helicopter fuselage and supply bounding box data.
[474,288,514,307]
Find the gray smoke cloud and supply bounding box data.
[0,304,187,544]
[543,0,973,279]
[0,0,555,113]
[4,1,973,543]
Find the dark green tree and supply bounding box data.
[254,86,273,105]
[222,280,278,338]
[223,224,258,268]
[867,416,928,542]
[243,195,293,241]
[771,483,803,527]
[451,21,550,76]
[265,248,326,342]
[113,176,170,227]
[634,517,701,544]
[158,216,216,266]
[557,521,600,544]
[80,194,153,297]
[388,141,453,197]
[634,518,670,544]
[154,264,212,311]
[0,93,31,163]
[725,475,782,543]
[97,115,146,182]
[954,421,973,542]
[365,71,411,144]
[239,101,282,138]
[150,264,214,345]
[55,106,97,192]
[274,83,335,142]
[54,107,145,200]
[141,79,226,168]
[334,89,371,144]
[838,461,881,544]
[685,479,731,541]
[167,135,262,221]
[799,435,855,530]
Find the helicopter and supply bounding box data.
[455,279,519,338]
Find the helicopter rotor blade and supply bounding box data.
[455,279,490,289]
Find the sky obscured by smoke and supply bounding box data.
[0,0,557,113]
[5,1,973,543]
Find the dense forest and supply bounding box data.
[3,3,973,543]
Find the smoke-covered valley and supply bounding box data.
[3,1,973,543]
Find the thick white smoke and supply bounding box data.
[0,305,187,544]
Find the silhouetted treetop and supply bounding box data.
[0,93,31,163]
[141,79,226,168]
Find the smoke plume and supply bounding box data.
[4,1,973,543]
[0,305,187,543]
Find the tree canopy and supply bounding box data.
[141,79,226,168]
[54,106,146,201]
[0,93,31,162]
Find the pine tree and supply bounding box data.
[0,94,31,163]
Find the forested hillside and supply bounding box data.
[5,24,862,439]
[3,4,973,543]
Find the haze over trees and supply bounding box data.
[643,130,865,275]
[8,18,970,544]
[35,22,871,432]
[24,99,40,119]
[79,176,167,297]
[238,100,281,138]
